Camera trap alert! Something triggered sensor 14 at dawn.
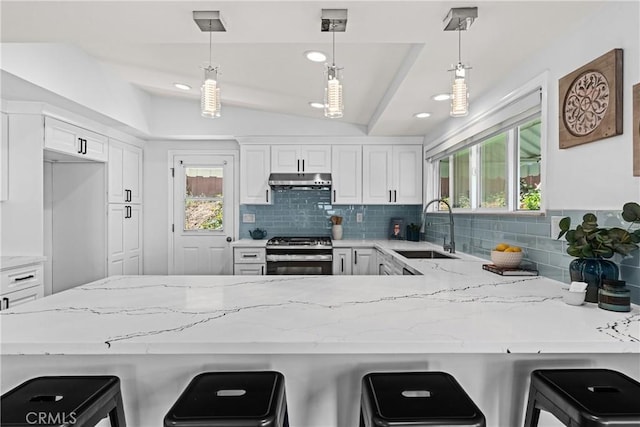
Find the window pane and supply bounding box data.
[439,158,450,210]
[518,118,542,210]
[184,167,224,231]
[186,167,223,198]
[452,148,470,208]
[479,133,507,208]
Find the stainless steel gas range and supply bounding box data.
[266,236,333,275]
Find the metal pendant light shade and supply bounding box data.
[194,11,226,118]
[321,9,347,119]
[201,66,221,118]
[444,7,477,118]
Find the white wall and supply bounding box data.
[1,43,152,135]
[424,1,640,210]
[143,140,239,274]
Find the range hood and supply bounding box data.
[268,173,332,190]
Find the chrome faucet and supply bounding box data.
[422,198,455,254]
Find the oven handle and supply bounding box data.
[266,254,333,262]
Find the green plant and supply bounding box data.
[557,202,640,258]
[408,223,421,232]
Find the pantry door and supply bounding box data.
[171,154,235,274]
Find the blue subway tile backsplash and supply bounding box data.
[423,209,640,304]
[239,189,421,240]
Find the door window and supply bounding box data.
[183,167,224,231]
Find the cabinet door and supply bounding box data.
[271,145,300,173]
[1,285,43,310]
[332,248,352,275]
[110,140,142,204]
[240,145,271,204]
[44,117,108,162]
[362,146,393,204]
[1,113,8,201]
[331,145,361,204]
[108,204,126,275]
[124,205,142,275]
[352,248,375,275]
[300,146,331,172]
[44,117,82,155]
[393,145,422,204]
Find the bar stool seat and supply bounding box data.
[164,371,289,427]
[524,369,640,427]
[360,371,486,427]
[0,375,126,427]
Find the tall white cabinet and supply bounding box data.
[108,139,143,276]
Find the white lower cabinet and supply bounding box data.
[233,247,266,275]
[108,204,143,276]
[1,262,44,310]
[332,248,352,275]
[333,247,375,275]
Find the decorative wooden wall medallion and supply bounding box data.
[559,49,623,149]
[634,83,640,176]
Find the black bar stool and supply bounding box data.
[164,371,289,427]
[0,375,126,427]
[524,369,640,427]
[360,371,486,427]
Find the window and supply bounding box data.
[435,115,542,211]
[183,167,225,230]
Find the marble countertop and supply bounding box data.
[0,256,46,271]
[2,241,638,355]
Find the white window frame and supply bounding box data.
[425,73,548,215]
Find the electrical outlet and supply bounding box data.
[356,213,363,223]
[242,213,256,223]
[551,216,563,238]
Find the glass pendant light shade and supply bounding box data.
[324,65,343,118]
[201,66,221,118]
[450,63,468,117]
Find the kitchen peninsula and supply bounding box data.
[1,243,639,427]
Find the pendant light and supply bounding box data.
[193,11,226,118]
[321,9,347,119]
[443,8,477,118]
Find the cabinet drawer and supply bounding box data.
[1,284,44,310]
[1,264,43,295]
[234,248,266,263]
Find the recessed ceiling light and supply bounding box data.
[305,51,327,63]
[174,83,192,91]
[414,112,431,118]
[432,93,451,101]
[309,102,325,109]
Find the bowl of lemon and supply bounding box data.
[491,243,524,268]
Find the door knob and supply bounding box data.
[226,237,233,242]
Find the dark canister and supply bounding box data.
[598,279,630,312]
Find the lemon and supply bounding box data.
[510,246,522,252]
[494,243,509,252]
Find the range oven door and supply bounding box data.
[266,250,333,275]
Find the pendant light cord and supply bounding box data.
[209,20,213,67]
[332,22,336,67]
[457,18,462,63]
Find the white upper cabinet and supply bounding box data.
[271,145,331,173]
[362,145,422,205]
[240,145,271,205]
[108,139,142,204]
[331,145,362,204]
[44,117,108,162]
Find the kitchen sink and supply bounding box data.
[393,250,457,259]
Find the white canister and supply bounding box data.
[332,224,343,240]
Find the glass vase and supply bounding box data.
[569,258,619,303]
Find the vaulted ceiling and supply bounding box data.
[1,1,605,136]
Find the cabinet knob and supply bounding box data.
[226,237,233,242]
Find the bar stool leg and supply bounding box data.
[109,391,127,427]
[523,384,540,427]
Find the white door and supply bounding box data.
[393,145,422,204]
[362,146,393,204]
[331,145,362,204]
[172,155,235,275]
[124,204,142,274]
